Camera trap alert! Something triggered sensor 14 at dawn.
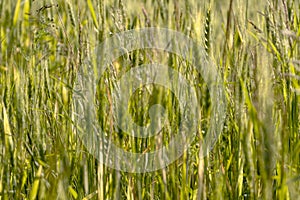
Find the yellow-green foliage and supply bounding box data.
[0,0,299,199]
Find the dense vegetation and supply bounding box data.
[0,0,299,199]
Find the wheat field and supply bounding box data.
[0,0,300,199]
